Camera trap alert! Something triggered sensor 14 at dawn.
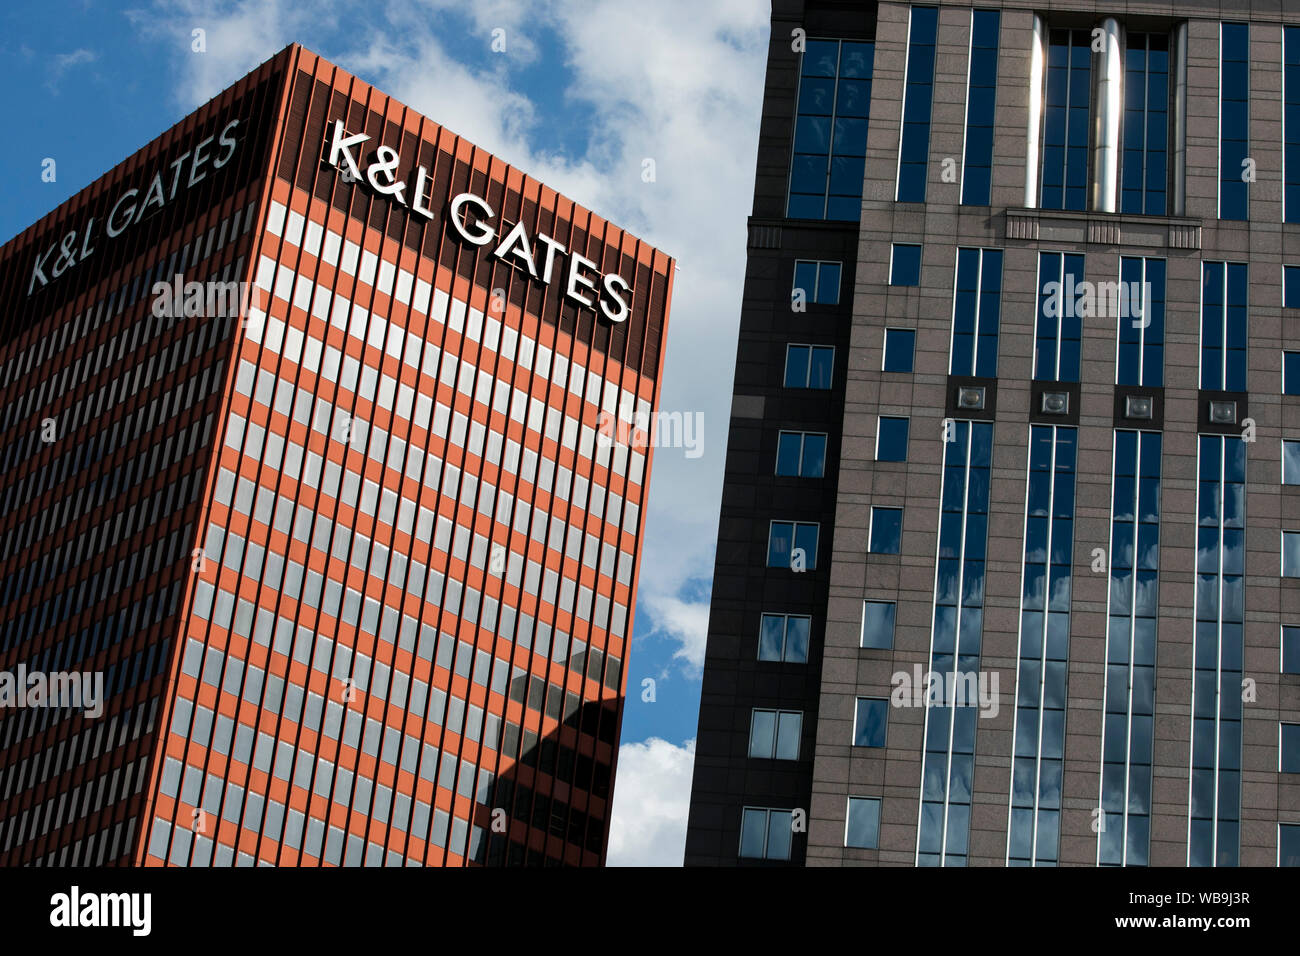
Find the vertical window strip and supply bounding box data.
[1189,435,1246,866]
[1008,425,1077,865]
[916,420,993,867]
[1219,22,1250,221]
[897,6,938,203]
[1286,27,1300,223]
[1098,430,1161,866]
[1117,257,1166,388]
[1121,34,1169,216]
[787,39,875,221]
[1035,253,1084,382]
[1041,28,1093,211]
[961,9,1000,206]
[949,248,1002,377]
[1200,262,1248,392]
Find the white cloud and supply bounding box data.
[606,737,695,867]
[643,593,710,675]
[47,48,98,91]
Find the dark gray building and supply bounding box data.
[686,0,1300,867]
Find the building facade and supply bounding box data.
[0,44,674,866]
[687,0,1300,866]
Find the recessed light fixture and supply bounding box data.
[1041,391,1069,415]
[1124,395,1153,420]
[1209,400,1237,425]
[957,386,985,410]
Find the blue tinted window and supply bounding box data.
[1286,266,1300,308]
[777,431,827,478]
[1117,257,1165,387]
[1220,23,1250,220]
[883,328,915,373]
[869,507,903,554]
[853,698,889,747]
[1285,533,1300,578]
[793,260,842,305]
[845,797,881,849]
[1287,352,1300,395]
[1008,425,1077,866]
[1283,824,1300,866]
[877,417,909,462]
[918,420,992,867]
[1286,28,1300,222]
[768,521,819,570]
[788,39,875,220]
[1284,441,1300,486]
[962,10,1000,206]
[1098,430,1161,866]
[891,244,922,286]
[1121,34,1169,216]
[950,248,1002,377]
[785,344,835,388]
[1035,253,1084,382]
[1042,29,1092,211]
[1189,434,1245,867]
[1201,262,1248,392]
[861,601,896,649]
[776,432,803,475]
[1283,724,1300,772]
[759,614,810,663]
[1284,626,1300,674]
[897,7,938,202]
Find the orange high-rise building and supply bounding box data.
[0,44,673,866]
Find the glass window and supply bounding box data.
[739,807,794,860]
[869,507,902,555]
[1286,266,1300,308]
[1121,33,1169,216]
[1201,262,1248,392]
[1286,352,1300,395]
[1220,23,1250,221]
[787,39,875,220]
[1284,441,1300,486]
[1284,532,1300,578]
[1283,625,1300,674]
[1287,27,1300,222]
[876,417,909,462]
[950,248,1003,378]
[784,344,835,389]
[1036,252,1084,382]
[1282,824,1300,867]
[749,709,802,760]
[845,797,881,849]
[776,431,827,478]
[883,328,915,373]
[897,6,938,202]
[890,244,922,286]
[853,698,888,747]
[767,521,819,570]
[1117,257,1165,387]
[1283,724,1300,772]
[861,601,895,649]
[759,613,811,663]
[1041,28,1093,211]
[961,9,1000,206]
[793,260,842,306]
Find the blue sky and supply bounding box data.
[1,0,771,864]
